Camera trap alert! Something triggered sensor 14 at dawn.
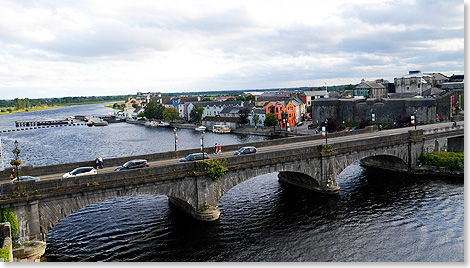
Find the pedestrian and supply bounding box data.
[98,156,104,169]
[95,157,99,169]
[214,143,218,154]
[10,168,15,179]
[217,143,221,154]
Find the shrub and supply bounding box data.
[419,152,464,170]
[0,243,10,262]
[1,208,18,237]
[198,159,229,181]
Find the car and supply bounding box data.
[115,159,149,171]
[296,121,304,126]
[178,153,210,162]
[63,167,97,178]
[11,176,40,183]
[234,146,257,156]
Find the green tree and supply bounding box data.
[245,94,256,101]
[163,107,180,121]
[143,101,165,119]
[253,114,260,126]
[264,113,278,127]
[238,108,250,125]
[190,105,204,123]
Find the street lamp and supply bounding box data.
[12,140,21,180]
[174,127,178,151]
[201,131,205,160]
[322,119,328,144]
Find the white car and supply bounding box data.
[11,176,40,183]
[63,167,97,178]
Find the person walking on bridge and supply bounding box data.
[217,143,222,154]
[214,143,218,154]
[98,156,104,169]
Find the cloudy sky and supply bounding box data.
[0,0,464,99]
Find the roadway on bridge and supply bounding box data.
[36,121,461,181]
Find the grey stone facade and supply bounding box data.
[311,89,463,124]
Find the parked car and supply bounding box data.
[115,159,149,171]
[63,167,97,178]
[11,176,40,183]
[178,153,210,162]
[234,146,257,156]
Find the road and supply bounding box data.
[38,121,462,181]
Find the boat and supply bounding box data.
[195,126,206,132]
[158,121,170,127]
[87,118,108,127]
[212,124,231,134]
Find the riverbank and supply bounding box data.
[0,101,116,116]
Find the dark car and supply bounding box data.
[178,153,210,162]
[11,176,40,183]
[234,146,257,156]
[115,159,149,171]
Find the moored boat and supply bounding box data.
[195,125,206,132]
[212,124,231,133]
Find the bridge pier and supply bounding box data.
[168,196,220,221]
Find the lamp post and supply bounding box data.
[12,140,21,180]
[201,131,205,160]
[174,127,178,151]
[322,119,328,144]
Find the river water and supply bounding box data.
[0,104,464,262]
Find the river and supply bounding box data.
[0,103,464,262]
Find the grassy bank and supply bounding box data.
[0,101,114,116]
[419,152,464,170]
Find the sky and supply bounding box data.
[0,0,465,99]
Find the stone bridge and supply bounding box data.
[0,124,463,242]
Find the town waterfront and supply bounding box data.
[0,104,464,262]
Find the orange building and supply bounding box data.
[265,101,296,128]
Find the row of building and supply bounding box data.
[120,70,463,129]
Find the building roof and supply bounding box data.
[425,73,449,81]
[220,106,245,114]
[396,70,433,79]
[190,101,244,108]
[422,87,444,97]
[354,79,386,89]
[302,90,328,97]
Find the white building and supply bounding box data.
[394,71,433,95]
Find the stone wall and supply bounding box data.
[312,89,464,124]
[312,98,437,124]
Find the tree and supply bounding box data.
[245,94,256,101]
[144,101,165,119]
[190,105,204,123]
[163,107,179,121]
[321,117,340,132]
[264,113,278,127]
[237,108,250,125]
[253,114,260,126]
[357,117,371,129]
